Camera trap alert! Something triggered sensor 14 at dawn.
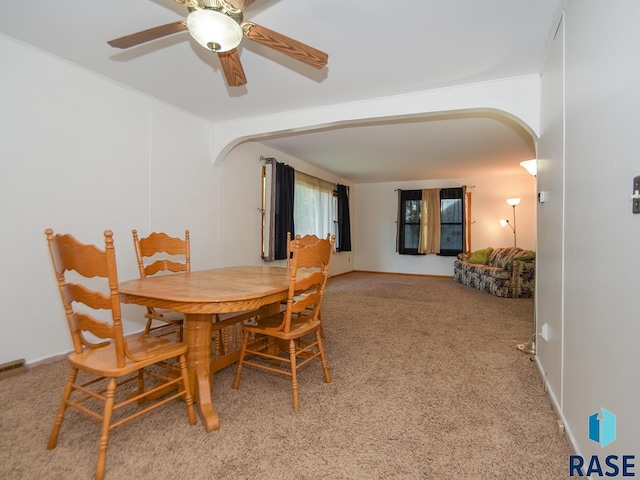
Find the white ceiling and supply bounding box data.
[0,0,564,182]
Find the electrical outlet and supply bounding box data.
[541,323,550,342]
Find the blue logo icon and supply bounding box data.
[589,407,616,448]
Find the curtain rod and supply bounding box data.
[260,155,345,188]
[394,185,473,191]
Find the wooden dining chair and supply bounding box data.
[233,233,335,410]
[132,229,190,341]
[45,229,196,480]
[285,231,329,338]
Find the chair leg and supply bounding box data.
[177,354,197,425]
[47,366,78,450]
[316,329,331,384]
[233,331,250,390]
[95,377,117,480]
[144,318,153,335]
[318,312,325,338]
[176,324,183,343]
[289,339,299,410]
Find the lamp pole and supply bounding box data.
[511,204,517,247]
[505,198,520,247]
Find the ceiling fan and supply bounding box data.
[107,0,328,87]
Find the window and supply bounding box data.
[261,159,351,260]
[397,187,465,256]
[397,190,422,254]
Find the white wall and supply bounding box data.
[217,141,355,276]
[0,36,219,364]
[537,0,640,458]
[354,174,536,276]
[536,12,565,432]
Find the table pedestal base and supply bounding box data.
[184,313,219,432]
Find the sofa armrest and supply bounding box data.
[510,260,536,297]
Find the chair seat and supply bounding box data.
[68,333,188,377]
[243,312,321,340]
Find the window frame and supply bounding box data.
[438,187,465,256]
[397,187,465,256]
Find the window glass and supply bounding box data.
[294,172,334,239]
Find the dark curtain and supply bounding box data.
[274,162,295,260]
[395,189,402,252]
[337,184,352,251]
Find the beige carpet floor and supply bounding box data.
[0,272,571,479]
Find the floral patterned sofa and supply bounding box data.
[453,247,535,298]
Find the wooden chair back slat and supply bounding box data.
[144,259,189,277]
[138,232,190,256]
[71,312,115,340]
[49,233,110,278]
[292,270,326,294]
[65,283,112,310]
[290,291,322,315]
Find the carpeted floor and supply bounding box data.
[0,272,572,479]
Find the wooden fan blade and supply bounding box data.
[226,0,257,9]
[108,21,188,49]
[218,49,247,87]
[242,22,328,69]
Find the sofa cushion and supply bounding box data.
[466,247,493,265]
[488,247,523,269]
[504,250,536,270]
[513,250,536,262]
[454,261,511,279]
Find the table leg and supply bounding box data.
[184,313,219,432]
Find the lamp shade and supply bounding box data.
[500,219,508,227]
[187,9,243,52]
[520,159,537,176]
[506,198,521,206]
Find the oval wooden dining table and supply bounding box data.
[119,266,292,432]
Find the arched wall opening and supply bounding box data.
[211,75,541,167]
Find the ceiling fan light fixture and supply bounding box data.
[187,8,243,52]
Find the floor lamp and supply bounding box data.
[500,197,520,247]
[500,196,535,354]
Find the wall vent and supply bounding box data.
[0,359,27,380]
